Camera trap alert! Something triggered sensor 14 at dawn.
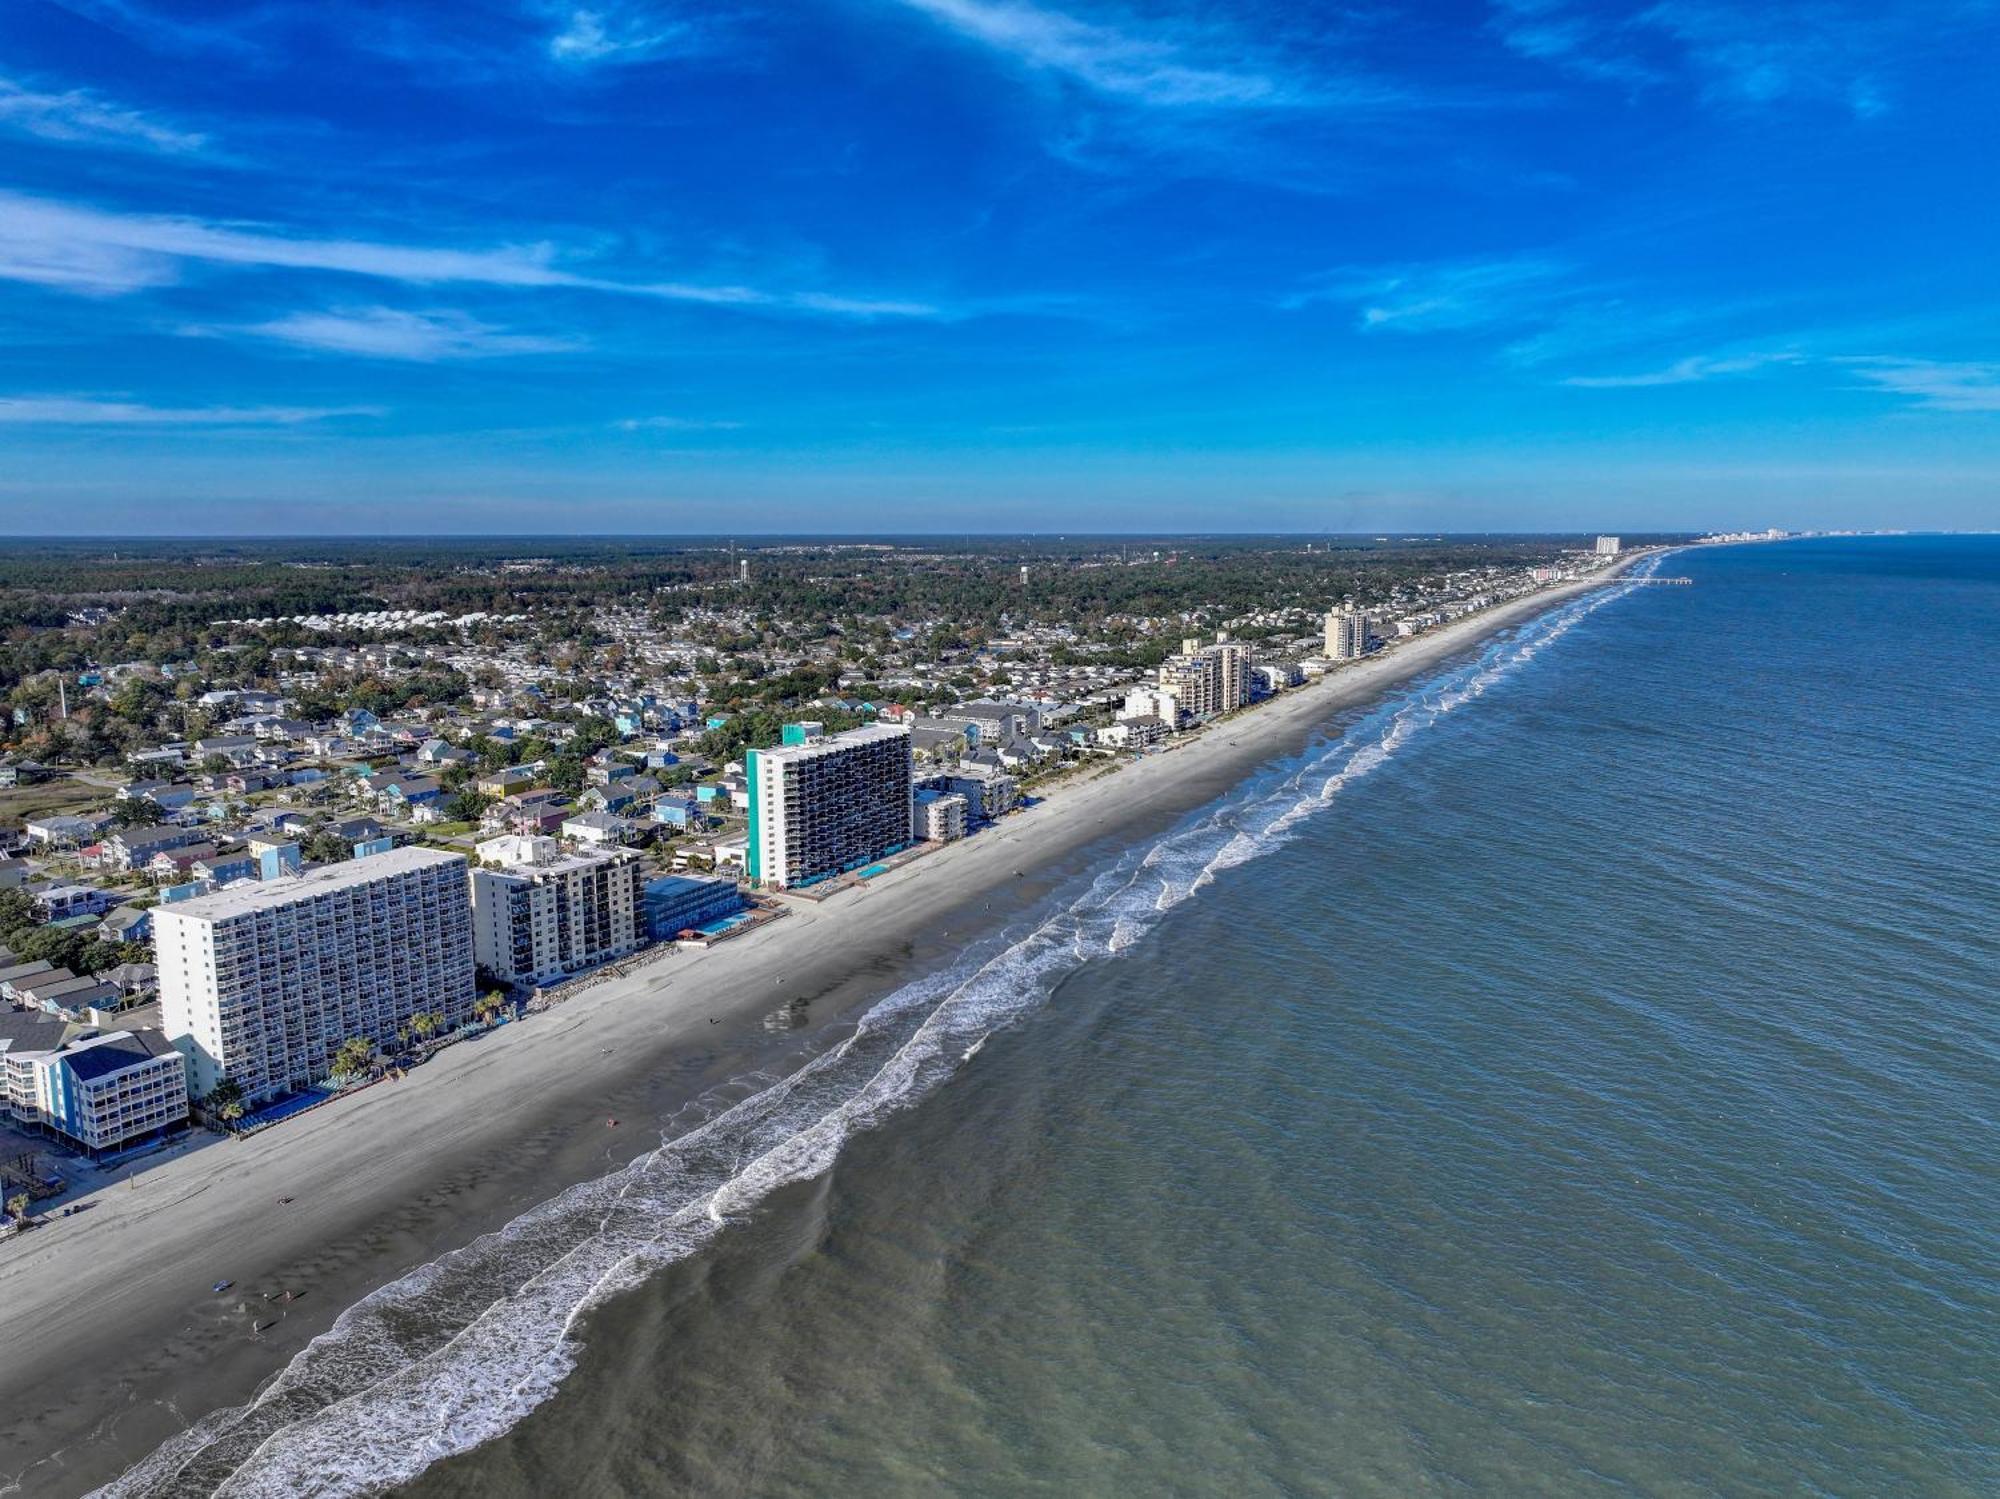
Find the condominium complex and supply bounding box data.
[642,874,745,941]
[1595,535,1622,555]
[1324,606,1369,661]
[470,835,646,985]
[746,723,913,888]
[154,846,474,1102]
[1157,633,1255,721]
[937,768,1020,822]
[912,787,968,843]
[4,1029,187,1157]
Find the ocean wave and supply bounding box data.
[96,565,1659,1499]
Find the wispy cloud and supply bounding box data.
[892,0,1292,108]
[1841,358,2000,412]
[1489,0,1660,87]
[219,306,582,360]
[1288,256,1572,332]
[0,76,208,154]
[1636,1,1890,115]
[545,4,697,65]
[614,415,745,431]
[1562,350,1802,386]
[0,396,380,425]
[0,190,941,318]
[45,0,264,59]
[1490,1,1917,118]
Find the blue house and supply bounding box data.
[653,795,705,830]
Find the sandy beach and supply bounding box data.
[0,559,1645,1498]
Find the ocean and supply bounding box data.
[102,536,1999,1498]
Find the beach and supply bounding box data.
[0,561,1642,1498]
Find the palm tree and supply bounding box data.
[331,1036,375,1081]
[5,1192,32,1226]
[473,991,507,1024]
[208,1078,246,1125]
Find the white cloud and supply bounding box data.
[894,0,1288,107]
[546,5,696,65]
[225,306,581,361]
[0,397,379,425]
[0,77,207,154]
[1562,351,1801,386]
[1491,1,1902,118]
[614,415,745,430]
[0,189,940,318]
[1289,256,1571,332]
[1489,0,1660,86]
[1842,358,2000,412]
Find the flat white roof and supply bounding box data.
[151,845,466,923]
[751,723,910,765]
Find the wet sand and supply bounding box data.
[0,562,1641,1498]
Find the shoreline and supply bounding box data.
[0,555,1652,1498]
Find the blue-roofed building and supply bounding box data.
[642,875,744,941]
[3,1028,188,1157]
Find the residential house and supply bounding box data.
[561,811,634,847]
[35,885,118,922]
[148,844,218,882]
[102,824,209,873]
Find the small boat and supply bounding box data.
[253,1319,276,1334]
[212,1280,233,1294]
[607,1117,618,1127]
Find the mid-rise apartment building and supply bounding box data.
[4,1028,188,1156]
[471,835,646,984]
[154,846,474,1102]
[939,767,1020,823]
[912,788,968,843]
[746,724,913,888]
[642,874,745,941]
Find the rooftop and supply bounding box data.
[751,722,910,763]
[151,845,466,923]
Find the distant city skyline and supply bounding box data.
[2,0,1997,534]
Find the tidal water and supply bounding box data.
[106,537,1999,1498]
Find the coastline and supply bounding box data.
[0,555,1650,1499]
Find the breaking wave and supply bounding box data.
[97,563,1659,1499]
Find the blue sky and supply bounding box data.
[0,0,1996,534]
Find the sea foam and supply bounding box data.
[96,562,1660,1499]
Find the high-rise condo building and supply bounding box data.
[1158,633,1254,721]
[1595,535,1622,555]
[471,836,647,985]
[1323,606,1369,661]
[746,724,913,888]
[154,846,474,1101]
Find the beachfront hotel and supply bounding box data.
[3,1028,188,1158]
[1324,606,1369,661]
[1596,535,1622,555]
[154,846,475,1102]
[746,723,913,888]
[470,835,646,985]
